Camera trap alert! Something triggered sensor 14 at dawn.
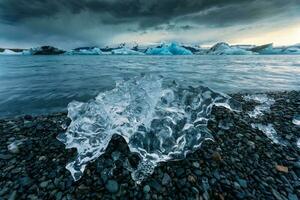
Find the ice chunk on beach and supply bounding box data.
[58,75,240,183]
[297,139,300,148]
[292,115,300,126]
[0,49,23,55]
[145,43,193,55]
[111,47,144,55]
[207,43,254,55]
[243,94,275,118]
[251,123,280,144]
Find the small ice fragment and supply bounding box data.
[251,123,280,144]
[7,140,24,154]
[244,94,275,118]
[297,139,300,148]
[218,119,231,130]
[292,115,300,126]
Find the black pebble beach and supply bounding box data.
[0,91,299,200]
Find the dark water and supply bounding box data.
[0,55,299,117]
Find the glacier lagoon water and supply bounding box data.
[0,55,300,117]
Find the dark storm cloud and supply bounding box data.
[0,0,299,47]
[1,0,299,27]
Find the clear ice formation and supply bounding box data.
[57,75,240,183]
[145,43,193,55]
[251,123,280,144]
[111,47,144,55]
[0,49,23,55]
[243,94,275,118]
[293,115,300,126]
[207,43,255,55]
[65,48,103,55]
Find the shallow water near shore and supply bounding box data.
[0,55,300,117]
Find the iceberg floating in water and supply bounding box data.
[111,47,144,55]
[243,94,275,118]
[145,43,193,55]
[58,75,240,183]
[66,47,102,55]
[282,46,300,55]
[207,43,255,55]
[0,49,23,55]
[28,46,65,55]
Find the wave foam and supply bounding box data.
[243,94,275,118]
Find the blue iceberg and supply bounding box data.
[145,43,193,55]
[111,47,144,55]
[208,43,255,55]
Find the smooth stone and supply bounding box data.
[288,193,298,200]
[19,177,32,187]
[233,182,241,190]
[192,162,200,168]
[56,192,63,200]
[39,156,47,161]
[272,188,284,200]
[105,180,119,193]
[149,180,162,192]
[237,179,247,188]
[143,185,151,193]
[0,153,13,160]
[175,168,185,177]
[162,173,171,185]
[8,190,17,200]
[40,181,49,188]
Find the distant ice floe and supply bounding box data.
[111,47,144,55]
[66,47,102,55]
[251,123,281,144]
[243,94,275,118]
[292,115,300,126]
[145,43,193,55]
[207,43,255,55]
[58,75,240,183]
[0,49,23,55]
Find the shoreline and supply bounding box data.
[0,91,299,199]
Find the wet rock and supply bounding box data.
[0,153,13,160]
[55,191,63,200]
[8,190,17,200]
[162,173,171,185]
[19,177,32,187]
[276,165,289,173]
[143,185,151,193]
[149,180,162,192]
[39,181,49,188]
[212,152,222,161]
[105,180,119,193]
[237,178,247,188]
[175,168,185,177]
[272,188,284,200]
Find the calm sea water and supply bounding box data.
[0,55,299,117]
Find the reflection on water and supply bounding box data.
[0,55,299,117]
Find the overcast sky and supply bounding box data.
[0,0,300,48]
